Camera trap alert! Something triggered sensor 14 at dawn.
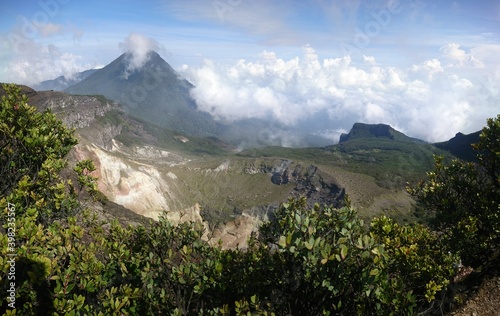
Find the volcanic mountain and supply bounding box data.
[65,51,225,137]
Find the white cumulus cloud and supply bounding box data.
[181,44,500,143]
[440,43,484,68]
[0,20,95,85]
[0,38,93,86]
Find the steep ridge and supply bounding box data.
[434,131,481,162]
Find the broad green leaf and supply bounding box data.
[340,244,348,260]
[369,268,380,276]
[305,237,315,250]
[278,235,287,248]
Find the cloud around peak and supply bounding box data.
[119,32,161,78]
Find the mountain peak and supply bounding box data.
[339,123,424,144]
[121,49,163,64]
[64,51,221,138]
[111,50,173,80]
[434,130,481,162]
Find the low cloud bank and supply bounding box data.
[181,44,499,143]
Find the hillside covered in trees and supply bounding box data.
[1,84,499,315]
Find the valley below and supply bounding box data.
[17,85,428,248]
[72,138,418,248]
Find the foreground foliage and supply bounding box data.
[410,114,500,269]
[1,199,456,315]
[1,85,497,314]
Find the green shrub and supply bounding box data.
[409,115,500,268]
[256,197,455,315]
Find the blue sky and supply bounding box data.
[1,0,499,142]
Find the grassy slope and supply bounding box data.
[235,137,458,223]
[239,138,453,189]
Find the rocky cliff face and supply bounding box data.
[26,89,126,152]
[25,89,184,220]
[339,122,425,144]
[29,91,117,128]
[244,159,346,208]
[73,144,174,219]
[70,141,283,248]
[339,123,396,143]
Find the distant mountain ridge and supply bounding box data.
[34,69,98,91]
[434,131,481,162]
[338,122,482,163]
[339,123,426,144]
